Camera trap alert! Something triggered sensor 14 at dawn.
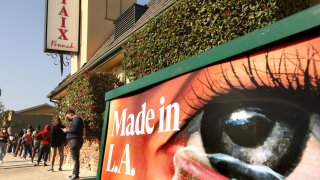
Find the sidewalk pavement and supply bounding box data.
[0,153,97,180]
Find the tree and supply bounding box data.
[0,100,6,126]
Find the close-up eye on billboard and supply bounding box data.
[97,16,320,180]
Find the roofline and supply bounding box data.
[15,103,55,114]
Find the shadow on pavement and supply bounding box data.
[0,160,25,163]
[80,176,96,180]
[46,169,73,172]
[0,164,34,169]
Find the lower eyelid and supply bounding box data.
[186,131,213,168]
[310,113,320,140]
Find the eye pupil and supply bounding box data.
[223,109,274,147]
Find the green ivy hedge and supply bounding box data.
[123,0,310,81]
[55,72,123,140]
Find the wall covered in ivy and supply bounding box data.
[55,72,123,140]
[123,0,310,81]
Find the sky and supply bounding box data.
[0,0,149,111]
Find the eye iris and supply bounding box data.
[223,108,274,147]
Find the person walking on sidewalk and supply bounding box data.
[22,129,32,160]
[62,109,84,180]
[34,124,51,167]
[49,117,66,172]
[31,125,41,163]
[0,127,9,164]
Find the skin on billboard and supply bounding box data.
[101,32,320,180]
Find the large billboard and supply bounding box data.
[44,0,80,53]
[100,31,320,179]
[96,5,320,180]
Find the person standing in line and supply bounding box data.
[22,129,32,160]
[62,109,84,180]
[27,124,35,134]
[7,133,14,154]
[34,124,51,167]
[11,133,18,154]
[0,127,9,164]
[13,130,24,157]
[49,117,66,172]
[31,125,41,163]
[27,124,34,153]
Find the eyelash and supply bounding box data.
[184,46,320,115]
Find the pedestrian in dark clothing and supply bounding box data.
[34,124,51,167]
[31,125,41,163]
[49,117,66,171]
[63,109,84,180]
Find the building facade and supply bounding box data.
[4,104,54,134]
